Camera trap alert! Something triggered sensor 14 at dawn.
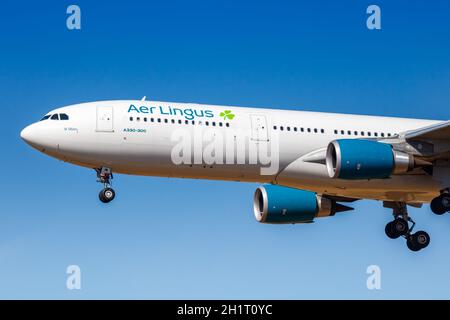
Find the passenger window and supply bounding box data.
[294,127,298,132]
[321,129,325,133]
[307,128,311,133]
[137,117,141,121]
[144,117,147,122]
[347,130,351,135]
[280,126,284,131]
[226,123,230,127]
[340,130,344,135]
[287,127,291,131]
[273,126,277,130]
[314,128,318,133]
[178,119,182,124]
[164,119,168,123]
[51,114,59,120]
[59,114,69,120]
[129,117,133,121]
[361,131,365,136]
[212,122,216,126]
[334,129,338,134]
[219,122,223,127]
[368,132,372,136]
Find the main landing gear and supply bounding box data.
[384,202,430,252]
[96,167,115,203]
[430,190,450,215]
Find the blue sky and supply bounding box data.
[1,0,450,299]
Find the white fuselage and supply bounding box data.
[20,100,446,203]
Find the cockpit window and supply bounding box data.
[41,113,69,121]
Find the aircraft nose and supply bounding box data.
[20,124,35,145]
[20,123,58,152]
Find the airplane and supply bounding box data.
[20,99,450,252]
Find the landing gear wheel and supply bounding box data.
[99,187,115,203]
[431,194,450,215]
[443,194,450,211]
[412,231,430,249]
[406,237,420,252]
[406,231,430,252]
[393,218,408,236]
[385,219,408,239]
[385,221,400,239]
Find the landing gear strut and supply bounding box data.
[430,190,450,215]
[384,202,430,252]
[96,167,115,203]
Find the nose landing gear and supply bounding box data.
[384,202,430,252]
[96,167,115,203]
[99,187,115,203]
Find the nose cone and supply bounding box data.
[20,125,34,145]
[20,123,57,152]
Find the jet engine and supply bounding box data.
[326,139,414,180]
[253,185,352,224]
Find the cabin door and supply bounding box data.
[96,106,114,132]
[250,114,269,142]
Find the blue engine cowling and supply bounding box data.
[326,139,413,180]
[253,185,336,224]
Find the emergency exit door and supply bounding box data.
[96,106,114,132]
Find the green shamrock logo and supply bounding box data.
[219,110,235,121]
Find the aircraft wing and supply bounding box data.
[403,120,450,141]
[399,120,450,161]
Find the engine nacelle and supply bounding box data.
[253,185,335,224]
[326,139,413,180]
